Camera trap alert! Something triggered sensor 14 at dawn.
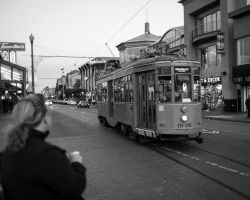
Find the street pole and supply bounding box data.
[29,34,35,94]
[61,68,64,99]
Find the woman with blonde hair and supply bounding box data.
[0,94,86,200]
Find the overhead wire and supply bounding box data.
[26,0,153,67]
[88,0,153,61]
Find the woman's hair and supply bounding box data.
[5,94,47,152]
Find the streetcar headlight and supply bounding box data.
[180,105,188,113]
[180,115,188,122]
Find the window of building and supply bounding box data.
[201,45,221,68]
[1,64,11,80]
[247,0,250,5]
[13,68,23,81]
[161,29,184,49]
[127,47,146,62]
[195,10,221,37]
[237,36,250,65]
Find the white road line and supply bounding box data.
[157,145,250,178]
[203,126,250,136]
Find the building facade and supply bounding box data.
[0,58,27,112]
[179,0,240,111]
[79,57,120,100]
[67,70,80,89]
[229,0,250,112]
[116,22,161,65]
[146,26,185,56]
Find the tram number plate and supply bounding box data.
[177,123,192,128]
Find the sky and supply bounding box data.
[0,0,184,93]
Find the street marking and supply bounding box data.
[157,145,250,178]
[202,129,219,134]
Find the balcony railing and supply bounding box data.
[192,20,221,39]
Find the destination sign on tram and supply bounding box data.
[174,67,191,73]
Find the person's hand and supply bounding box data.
[69,151,83,164]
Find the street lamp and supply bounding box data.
[29,34,35,94]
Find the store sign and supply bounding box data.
[89,59,106,65]
[201,76,221,84]
[174,67,190,73]
[232,64,250,84]
[0,42,25,51]
[217,33,224,54]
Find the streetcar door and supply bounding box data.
[137,71,156,129]
[108,80,114,118]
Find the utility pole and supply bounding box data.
[61,68,64,99]
[29,34,35,93]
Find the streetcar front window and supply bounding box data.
[158,76,172,103]
[174,75,191,102]
[193,76,201,102]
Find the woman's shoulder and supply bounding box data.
[26,137,66,156]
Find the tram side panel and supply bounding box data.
[97,101,109,121]
[114,102,134,127]
[157,103,202,136]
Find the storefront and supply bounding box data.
[201,76,223,110]
[233,64,250,112]
[0,58,27,113]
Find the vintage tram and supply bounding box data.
[96,54,203,144]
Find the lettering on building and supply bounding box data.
[201,76,221,84]
[174,67,191,73]
[0,42,25,51]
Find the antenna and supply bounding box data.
[146,9,148,22]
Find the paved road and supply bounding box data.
[1,105,250,200]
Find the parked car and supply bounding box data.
[63,98,69,104]
[77,101,89,108]
[45,99,52,106]
[69,100,77,105]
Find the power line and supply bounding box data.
[106,0,152,43]
[35,55,93,58]
[22,55,93,58]
[90,0,153,59]
[38,78,58,79]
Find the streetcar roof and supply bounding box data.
[96,55,200,84]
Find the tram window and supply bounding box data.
[158,76,172,103]
[174,75,191,102]
[129,82,133,102]
[194,76,201,102]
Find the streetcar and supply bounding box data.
[96,53,203,144]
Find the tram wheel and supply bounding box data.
[121,124,129,136]
[196,138,204,144]
[99,117,108,126]
[128,127,138,142]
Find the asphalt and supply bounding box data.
[0,109,249,200]
[1,108,250,124]
[202,109,250,123]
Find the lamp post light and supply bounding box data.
[29,34,35,94]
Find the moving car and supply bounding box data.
[77,101,89,108]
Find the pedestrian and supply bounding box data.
[0,93,86,200]
[245,94,250,118]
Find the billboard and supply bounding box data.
[0,42,25,51]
